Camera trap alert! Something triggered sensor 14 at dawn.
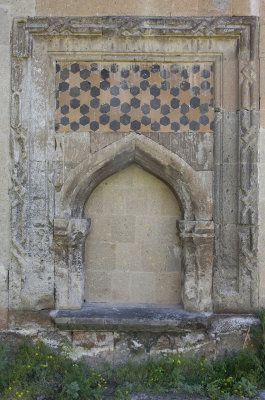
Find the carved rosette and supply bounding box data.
[177,220,214,312]
[54,218,91,309]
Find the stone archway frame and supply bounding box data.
[10,16,259,314]
[55,133,214,312]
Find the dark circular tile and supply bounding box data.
[71,63,80,74]
[80,115,90,126]
[131,120,141,131]
[61,105,69,115]
[131,64,140,73]
[90,63,98,72]
[161,80,170,91]
[180,81,190,91]
[150,98,161,110]
[180,116,189,126]
[210,120,215,131]
[170,87,180,97]
[170,64,180,74]
[55,123,59,132]
[100,80,110,91]
[121,69,130,78]
[150,85,160,97]
[161,104,170,115]
[201,80,210,90]
[200,103,209,114]
[70,121,79,131]
[130,86,140,96]
[160,69,170,79]
[191,86,200,96]
[110,86,120,96]
[59,81,69,92]
[141,103,151,115]
[80,69,90,79]
[181,69,189,79]
[190,120,200,131]
[61,116,69,126]
[171,98,180,109]
[190,97,200,109]
[151,64,160,73]
[90,121,99,131]
[69,86,80,98]
[151,121,160,131]
[200,115,209,126]
[60,68,69,80]
[121,102,131,113]
[56,100,59,109]
[80,104,89,115]
[110,97,121,107]
[130,97,141,108]
[110,120,120,131]
[171,122,180,132]
[80,81,91,92]
[70,99,80,109]
[100,103,110,113]
[160,116,170,126]
[100,114,110,125]
[90,98,100,108]
[141,116,151,126]
[181,103,189,115]
[56,63,61,73]
[120,114,131,125]
[101,69,110,80]
[120,80,129,90]
[111,63,118,73]
[201,69,210,79]
[140,69,150,79]
[140,80,149,91]
[90,86,100,97]
[210,87,214,95]
[192,64,200,74]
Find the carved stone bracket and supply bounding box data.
[177,220,214,313]
[54,218,91,309]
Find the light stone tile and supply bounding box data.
[111,216,135,243]
[141,244,167,273]
[85,241,116,272]
[63,132,91,162]
[156,217,179,244]
[130,272,156,303]
[86,216,112,241]
[135,216,158,244]
[111,271,130,302]
[85,270,111,302]
[115,243,142,271]
[165,245,182,273]
[155,272,182,304]
[103,186,125,216]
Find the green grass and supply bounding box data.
[1,310,265,399]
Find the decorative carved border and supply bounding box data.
[10,17,259,312]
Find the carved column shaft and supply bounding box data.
[177,220,214,313]
[54,218,90,309]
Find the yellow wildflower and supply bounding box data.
[9,387,12,390]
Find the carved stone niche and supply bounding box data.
[10,17,259,315]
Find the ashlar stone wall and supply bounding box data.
[85,164,182,304]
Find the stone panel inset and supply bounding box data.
[55,62,214,133]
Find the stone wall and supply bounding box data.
[0,0,264,362]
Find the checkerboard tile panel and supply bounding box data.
[55,62,214,133]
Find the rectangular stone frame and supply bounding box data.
[10,17,259,313]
